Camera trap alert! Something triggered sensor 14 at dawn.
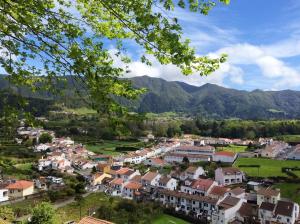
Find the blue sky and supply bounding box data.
[122,0,300,91]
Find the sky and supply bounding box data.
[121,0,300,91]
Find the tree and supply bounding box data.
[182,156,189,164]
[0,206,14,223]
[39,133,53,144]
[0,0,229,114]
[30,202,57,224]
[74,194,85,219]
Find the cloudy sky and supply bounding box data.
[122,0,300,91]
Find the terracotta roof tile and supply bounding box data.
[6,180,33,190]
[142,172,159,181]
[79,216,114,224]
[124,182,142,190]
[257,188,280,197]
[209,186,230,197]
[214,151,236,157]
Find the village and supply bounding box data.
[0,123,300,224]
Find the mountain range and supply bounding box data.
[1,75,300,119]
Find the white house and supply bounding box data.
[180,166,205,180]
[181,178,217,196]
[122,181,142,199]
[213,151,237,163]
[0,186,8,202]
[158,189,218,217]
[212,196,245,224]
[257,188,280,206]
[141,171,161,187]
[34,143,51,152]
[158,176,177,190]
[215,167,244,186]
[259,200,299,224]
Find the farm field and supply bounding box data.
[233,158,300,177]
[85,140,150,155]
[216,144,247,153]
[274,183,300,205]
[152,214,190,224]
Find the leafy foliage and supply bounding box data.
[0,0,228,114]
[29,202,58,224]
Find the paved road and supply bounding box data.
[15,192,92,222]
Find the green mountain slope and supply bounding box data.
[1,75,300,119]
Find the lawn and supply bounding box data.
[64,107,97,115]
[233,158,300,177]
[85,140,149,155]
[274,183,300,205]
[216,144,247,153]
[56,193,114,222]
[275,135,300,143]
[152,214,190,224]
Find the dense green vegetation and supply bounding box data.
[181,119,300,140]
[274,183,300,205]
[2,76,300,119]
[234,158,300,177]
[57,192,171,224]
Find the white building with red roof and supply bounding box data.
[6,180,34,199]
[181,178,217,196]
[213,151,237,163]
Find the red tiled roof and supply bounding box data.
[142,172,159,181]
[6,180,34,190]
[191,179,214,191]
[220,167,242,175]
[79,216,114,224]
[214,151,236,157]
[110,178,123,186]
[116,168,130,175]
[257,188,280,197]
[209,186,230,197]
[124,182,142,190]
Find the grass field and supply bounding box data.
[85,140,148,155]
[57,193,113,222]
[274,183,300,205]
[216,144,247,153]
[152,214,190,224]
[275,135,300,143]
[64,107,97,115]
[234,158,300,177]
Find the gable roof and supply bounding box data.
[274,200,294,217]
[259,202,276,211]
[110,178,123,186]
[190,179,214,191]
[237,202,258,217]
[124,182,142,190]
[257,188,280,197]
[6,180,33,190]
[130,175,141,183]
[229,187,245,196]
[79,216,114,224]
[220,167,242,175]
[116,168,130,175]
[142,172,159,182]
[209,186,230,197]
[218,196,240,210]
[159,176,172,185]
